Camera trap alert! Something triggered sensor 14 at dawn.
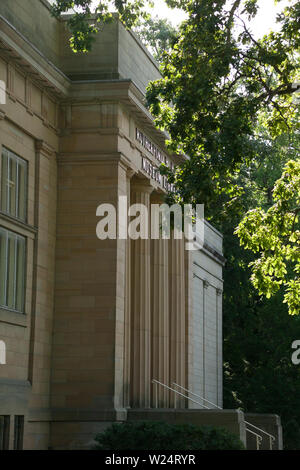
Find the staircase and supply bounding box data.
[150,379,279,450]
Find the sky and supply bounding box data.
[90,0,291,38]
[245,0,291,37]
[50,0,292,39]
[147,0,291,38]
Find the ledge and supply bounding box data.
[0,307,27,327]
[50,408,128,422]
[0,377,31,387]
[193,238,226,266]
[0,212,37,237]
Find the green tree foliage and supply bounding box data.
[220,130,300,449]
[94,421,245,450]
[51,0,153,52]
[224,289,300,449]
[134,16,178,63]
[51,1,299,205]
[144,0,300,311]
[146,0,299,206]
[236,160,300,315]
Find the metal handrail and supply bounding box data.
[244,420,275,441]
[153,380,275,450]
[152,379,210,409]
[245,420,275,450]
[174,383,275,449]
[172,382,222,410]
[245,428,263,450]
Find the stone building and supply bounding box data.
[0,0,281,450]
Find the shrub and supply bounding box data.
[94,421,245,450]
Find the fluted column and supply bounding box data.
[151,194,169,407]
[123,169,135,408]
[130,181,153,408]
[169,235,186,407]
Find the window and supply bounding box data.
[0,416,10,450]
[14,416,24,450]
[1,148,28,222]
[0,227,26,312]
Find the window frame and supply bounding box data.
[0,226,27,314]
[0,415,10,450]
[0,147,28,223]
[14,415,24,450]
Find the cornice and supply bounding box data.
[193,238,226,266]
[65,79,173,157]
[0,14,182,164]
[56,151,132,172]
[0,14,70,99]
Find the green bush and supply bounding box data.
[94,421,245,450]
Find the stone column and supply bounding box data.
[28,140,57,397]
[151,193,169,407]
[185,246,194,408]
[123,169,135,408]
[169,236,186,407]
[130,181,153,408]
[202,279,209,405]
[216,288,223,408]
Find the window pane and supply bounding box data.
[9,156,17,218]
[0,416,10,450]
[0,151,8,213]
[7,233,16,309]
[0,229,7,306]
[0,228,26,312]
[14,416,24,450]
[1,149,27,222]
[16,236,26,312]
[17,161,27,221]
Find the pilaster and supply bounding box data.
[169,236,186,407]
[151,193,169,407]
[123,169,136,408]
[130,181,153,408]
